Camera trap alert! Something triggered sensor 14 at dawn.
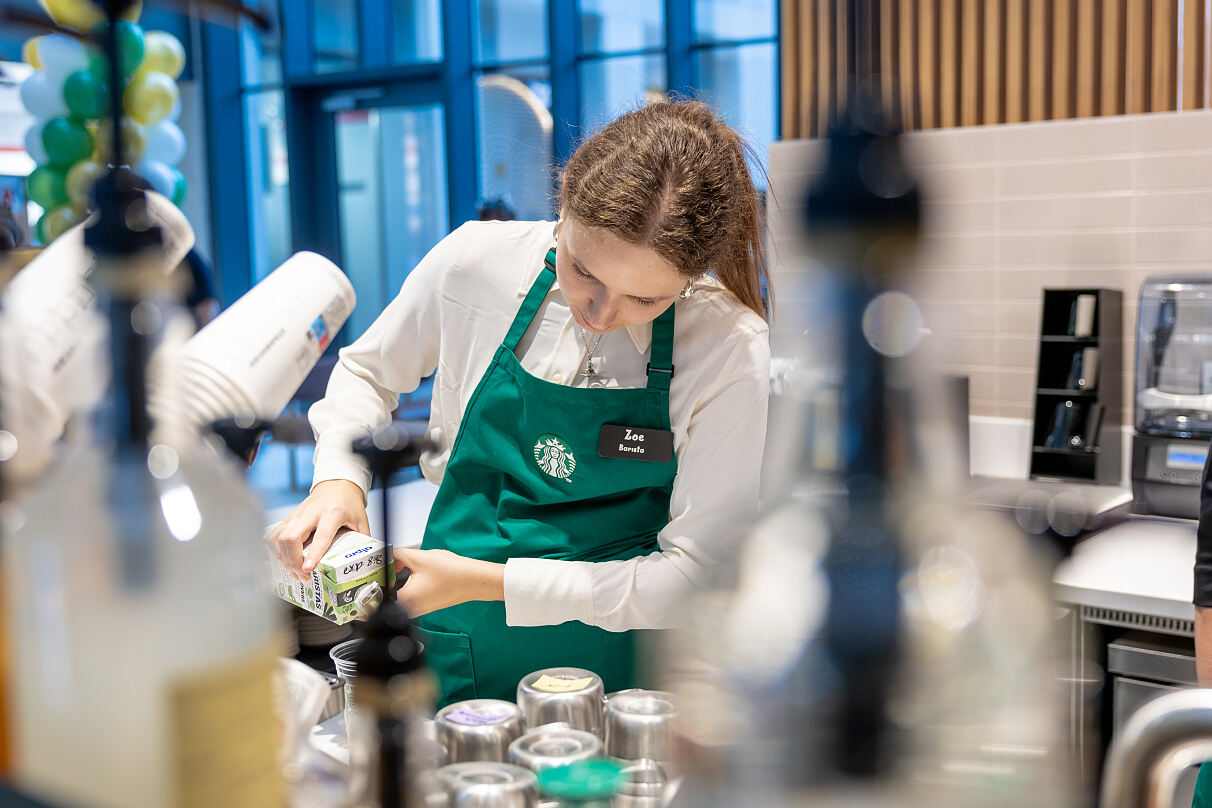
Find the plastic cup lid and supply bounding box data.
[537,758,626,800]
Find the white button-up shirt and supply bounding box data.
[309,220,770,631]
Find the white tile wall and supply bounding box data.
[769,110,1212,458]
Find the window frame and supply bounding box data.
[206,0,779,312]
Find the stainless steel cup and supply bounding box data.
[603,690,675,762]
[437,761,538,807]
[508,727,603,771]
[516,667,605,736]
[436,699,527,763]
[612,759,667,807]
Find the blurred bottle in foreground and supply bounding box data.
[1,170,286,807]
[664,94,1078,807]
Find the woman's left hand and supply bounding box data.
[392,548,505,617]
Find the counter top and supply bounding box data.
[269,480,1197,623]
[1053,515,1197,621]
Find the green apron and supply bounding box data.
[414,250,678,707]
[1195,763,1212,807]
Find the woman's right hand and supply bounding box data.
[269,479,370,582]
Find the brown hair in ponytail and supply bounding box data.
[558,100,772,320]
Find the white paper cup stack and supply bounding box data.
[170,251,355,431]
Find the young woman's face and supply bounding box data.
[555,217,686,334]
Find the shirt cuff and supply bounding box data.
[504,557,595,627]
[310,446,372,499]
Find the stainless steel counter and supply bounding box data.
[1053,515,1196,625]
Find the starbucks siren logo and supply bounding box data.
[533,433,576,482]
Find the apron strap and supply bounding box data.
[645,304,675,391]
[507,248,676,392]
[503,249,558,352]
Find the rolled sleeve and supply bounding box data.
[504,557,596,626]
[308,224,469,494]
[503,323,770,631]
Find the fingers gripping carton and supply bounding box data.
[269,530,392,624]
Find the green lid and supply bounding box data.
[537,758,627,800]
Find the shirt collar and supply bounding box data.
[516,239,654,354]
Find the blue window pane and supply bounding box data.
[335,105,449,338]
[474,0,548,64]
[693,43,776,190]
[245,91,292,283]
[313,0,360,73]
[241,25,283,86]
[579,0,664,54]
[475,69,554,221]
[393,0,444,63]
[694,0,776,43]
[579,55,666,133]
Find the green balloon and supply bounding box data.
[90,21,145,77]
[170,168,186,206]
[34,214,47,246]
[27,166,68,210]
[86,45,110,83]
[41,117,94,168]
[116,21,145,76]
[63,70,108,120]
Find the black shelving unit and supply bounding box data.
[1029,288,1123,483]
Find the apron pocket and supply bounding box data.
[412,624,477,707]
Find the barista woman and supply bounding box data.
[270,100,772,706]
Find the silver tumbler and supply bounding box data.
[603,690,675,762]
[612,759,667,807]
[508,727,604,771]
[437,762,538,808]
[516,667,605,736]
[436,699,527,763]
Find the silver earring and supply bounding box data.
[552,218,562,243]
[679,281,694,299]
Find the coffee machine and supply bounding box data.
[1131,276,1212,518]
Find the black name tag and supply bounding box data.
[598,424,674,463]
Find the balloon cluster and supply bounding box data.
[19,6,187,245]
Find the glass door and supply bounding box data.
[323,89,450,339]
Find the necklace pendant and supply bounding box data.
[582,359,598,379]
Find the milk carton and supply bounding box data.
[269,530,392,624]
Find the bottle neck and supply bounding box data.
[88,255,191,453]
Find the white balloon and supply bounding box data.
[36,35,89,86]
[19,71,69,121]
[23,123,48,165]
[143,120,186,166]
[166,94,182,123]
[134,159,175,199]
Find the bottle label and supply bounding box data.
[446,706,515,726]
[168,647,283,808]
[532,674,594,693]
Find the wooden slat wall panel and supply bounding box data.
[983,0,1005,125]
[961,0,982,125]
[1027,0,1051,121]
[779,0,1211,139]
[1125,0,1150,113]
[780,0,801,138]
[939,0,959,128]
[1052,0,1076,119]
[1006,0,1027,122]
[1152,0,1178,112]
[1075,0,1098,118]
[815,0,832,136]
[1101,0,1126,115]
[1182,0,1206,110]
[835,0,848,119]
[918,0,938,128]
[899,0,918,130]
[880,0,898,118]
